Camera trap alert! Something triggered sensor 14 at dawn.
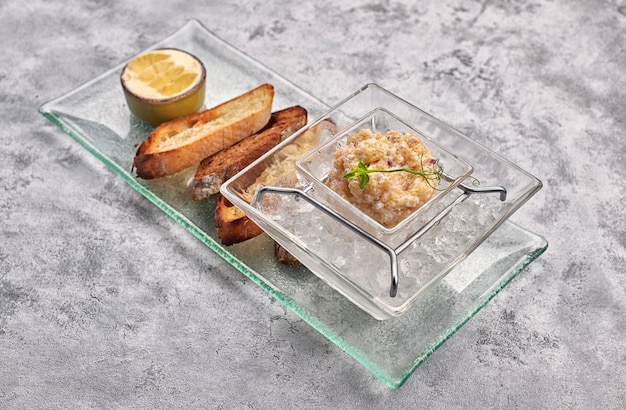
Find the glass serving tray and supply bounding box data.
[39,19,547,389]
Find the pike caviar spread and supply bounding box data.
[326,129,439,228]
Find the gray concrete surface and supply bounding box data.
[2,0,625,408]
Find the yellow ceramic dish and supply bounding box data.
[121,48,206,125]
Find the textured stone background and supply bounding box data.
[1,0,625,408]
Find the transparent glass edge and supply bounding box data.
[392,233,548,389]
[302,224,549,390]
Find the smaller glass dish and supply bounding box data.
[221,83,542,320]
[296,107,473,244]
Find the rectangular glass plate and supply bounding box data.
[38,19,547,389]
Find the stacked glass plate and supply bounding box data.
[39,19,547,389]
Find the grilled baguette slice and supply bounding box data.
[191,105,307,200]
[133,83,274,179]
[274,241,301,266]
[214,194,264,246]
[214,191,303,264]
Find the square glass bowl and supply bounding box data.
[221,83,543,320]
[296,107,474,243]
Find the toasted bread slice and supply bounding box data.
[191,105,307,200]
[214,194,264,246]
[274,241,301,266]
[133,84,274,179]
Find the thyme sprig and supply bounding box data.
[343,158,443,189]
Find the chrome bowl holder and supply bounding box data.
[254,176,507,298]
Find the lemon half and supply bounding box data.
[121,48,206,125]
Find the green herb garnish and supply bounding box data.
[343,158,443,189]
